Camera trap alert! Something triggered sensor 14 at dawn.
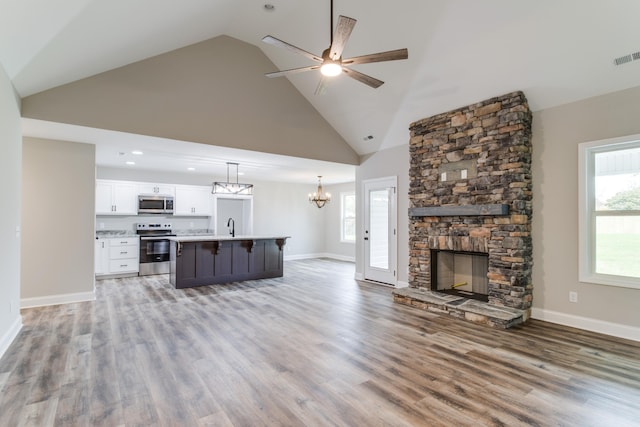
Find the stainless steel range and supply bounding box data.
[137,222,174,276]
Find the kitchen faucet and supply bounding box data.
[227,217,235,237]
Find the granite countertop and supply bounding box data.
[168,235,290,242]
[173,229,214,236]
[96,230,138,238]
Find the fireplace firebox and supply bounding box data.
[431,250,488,302]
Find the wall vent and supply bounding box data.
[614,51,640,66]
[614,54,633,66]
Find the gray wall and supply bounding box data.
[21,36,359,165]
[21,138,96,302]
[532,85,640,328]
[355,144,410,285]
[323,182,356,261]
[252,181,325,257]
[0,63,22,356]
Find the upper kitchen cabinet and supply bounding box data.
[96,180,137,215]
[137,183,175,196]
[174,185,212,216]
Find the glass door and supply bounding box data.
[363,177,397,285]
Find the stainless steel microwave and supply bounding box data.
[138,194,174,214]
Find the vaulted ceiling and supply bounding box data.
[3,0,640,182]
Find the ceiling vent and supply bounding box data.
[613,51,640,66]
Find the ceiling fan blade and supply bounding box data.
[343,48,408,65]
[329,15,357,60]
[342,67,384,88]
[314,77,328,96]
[262,36,323,62]
[265,65,320,78]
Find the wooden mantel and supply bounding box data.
[408,204,509,217]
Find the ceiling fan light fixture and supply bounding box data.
[320,61,342,77]
[262,0,408,90]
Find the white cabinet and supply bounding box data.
[174,185,212,216]
[96,180,137,215]
[95,238,109,275]
[137,183,175,196]
[96,237,139,276]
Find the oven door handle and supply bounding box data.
[140,236,172,241]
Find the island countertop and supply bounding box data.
[168,235,290,243]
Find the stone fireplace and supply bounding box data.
[394,91,533,328]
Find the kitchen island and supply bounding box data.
[168,235,289,289]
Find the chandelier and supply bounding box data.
[309,176,331,208]
[212,162,253,195]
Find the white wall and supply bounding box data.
[323,182,356,261]
[531,85,640,338]
[0,63,23,357]
[355,144,410,285]
[21,138,96,306]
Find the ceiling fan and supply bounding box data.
[262,0,408,94]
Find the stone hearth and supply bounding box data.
[395,91,533,328]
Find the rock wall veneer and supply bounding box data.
[408,91,533,316]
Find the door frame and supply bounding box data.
[362,176,398,286]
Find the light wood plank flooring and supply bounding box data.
[1,259,639,426]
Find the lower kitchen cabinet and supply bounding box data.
[95,239,109,275]
[95,236,140,276]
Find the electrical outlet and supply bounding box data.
[9,301,13,313]
[569,291,578,303]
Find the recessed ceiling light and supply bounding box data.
[238,172,245,176]
[131,150,143,155]
[264,4,275,11]
[126,161,135,165]
[187,167,195,171]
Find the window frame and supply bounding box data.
[578,133,640,289]
[340,191,356,243]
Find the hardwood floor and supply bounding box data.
[1,259,639,426]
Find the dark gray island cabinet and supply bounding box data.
[168,236,289,289]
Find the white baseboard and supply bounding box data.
[322,253,356,263]
[21,290,96,309]
[284,253,355,262]
[284,253,324,261]
[0,315,23,359]
[353,270,405,287]
[531,307,640,342]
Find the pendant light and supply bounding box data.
[212,162,253,195]
[309,176,331,208]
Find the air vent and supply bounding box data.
[613,50,640,66]
[614,54,632,66]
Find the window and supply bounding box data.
[579,134,640,289]
[341,192,356,243]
